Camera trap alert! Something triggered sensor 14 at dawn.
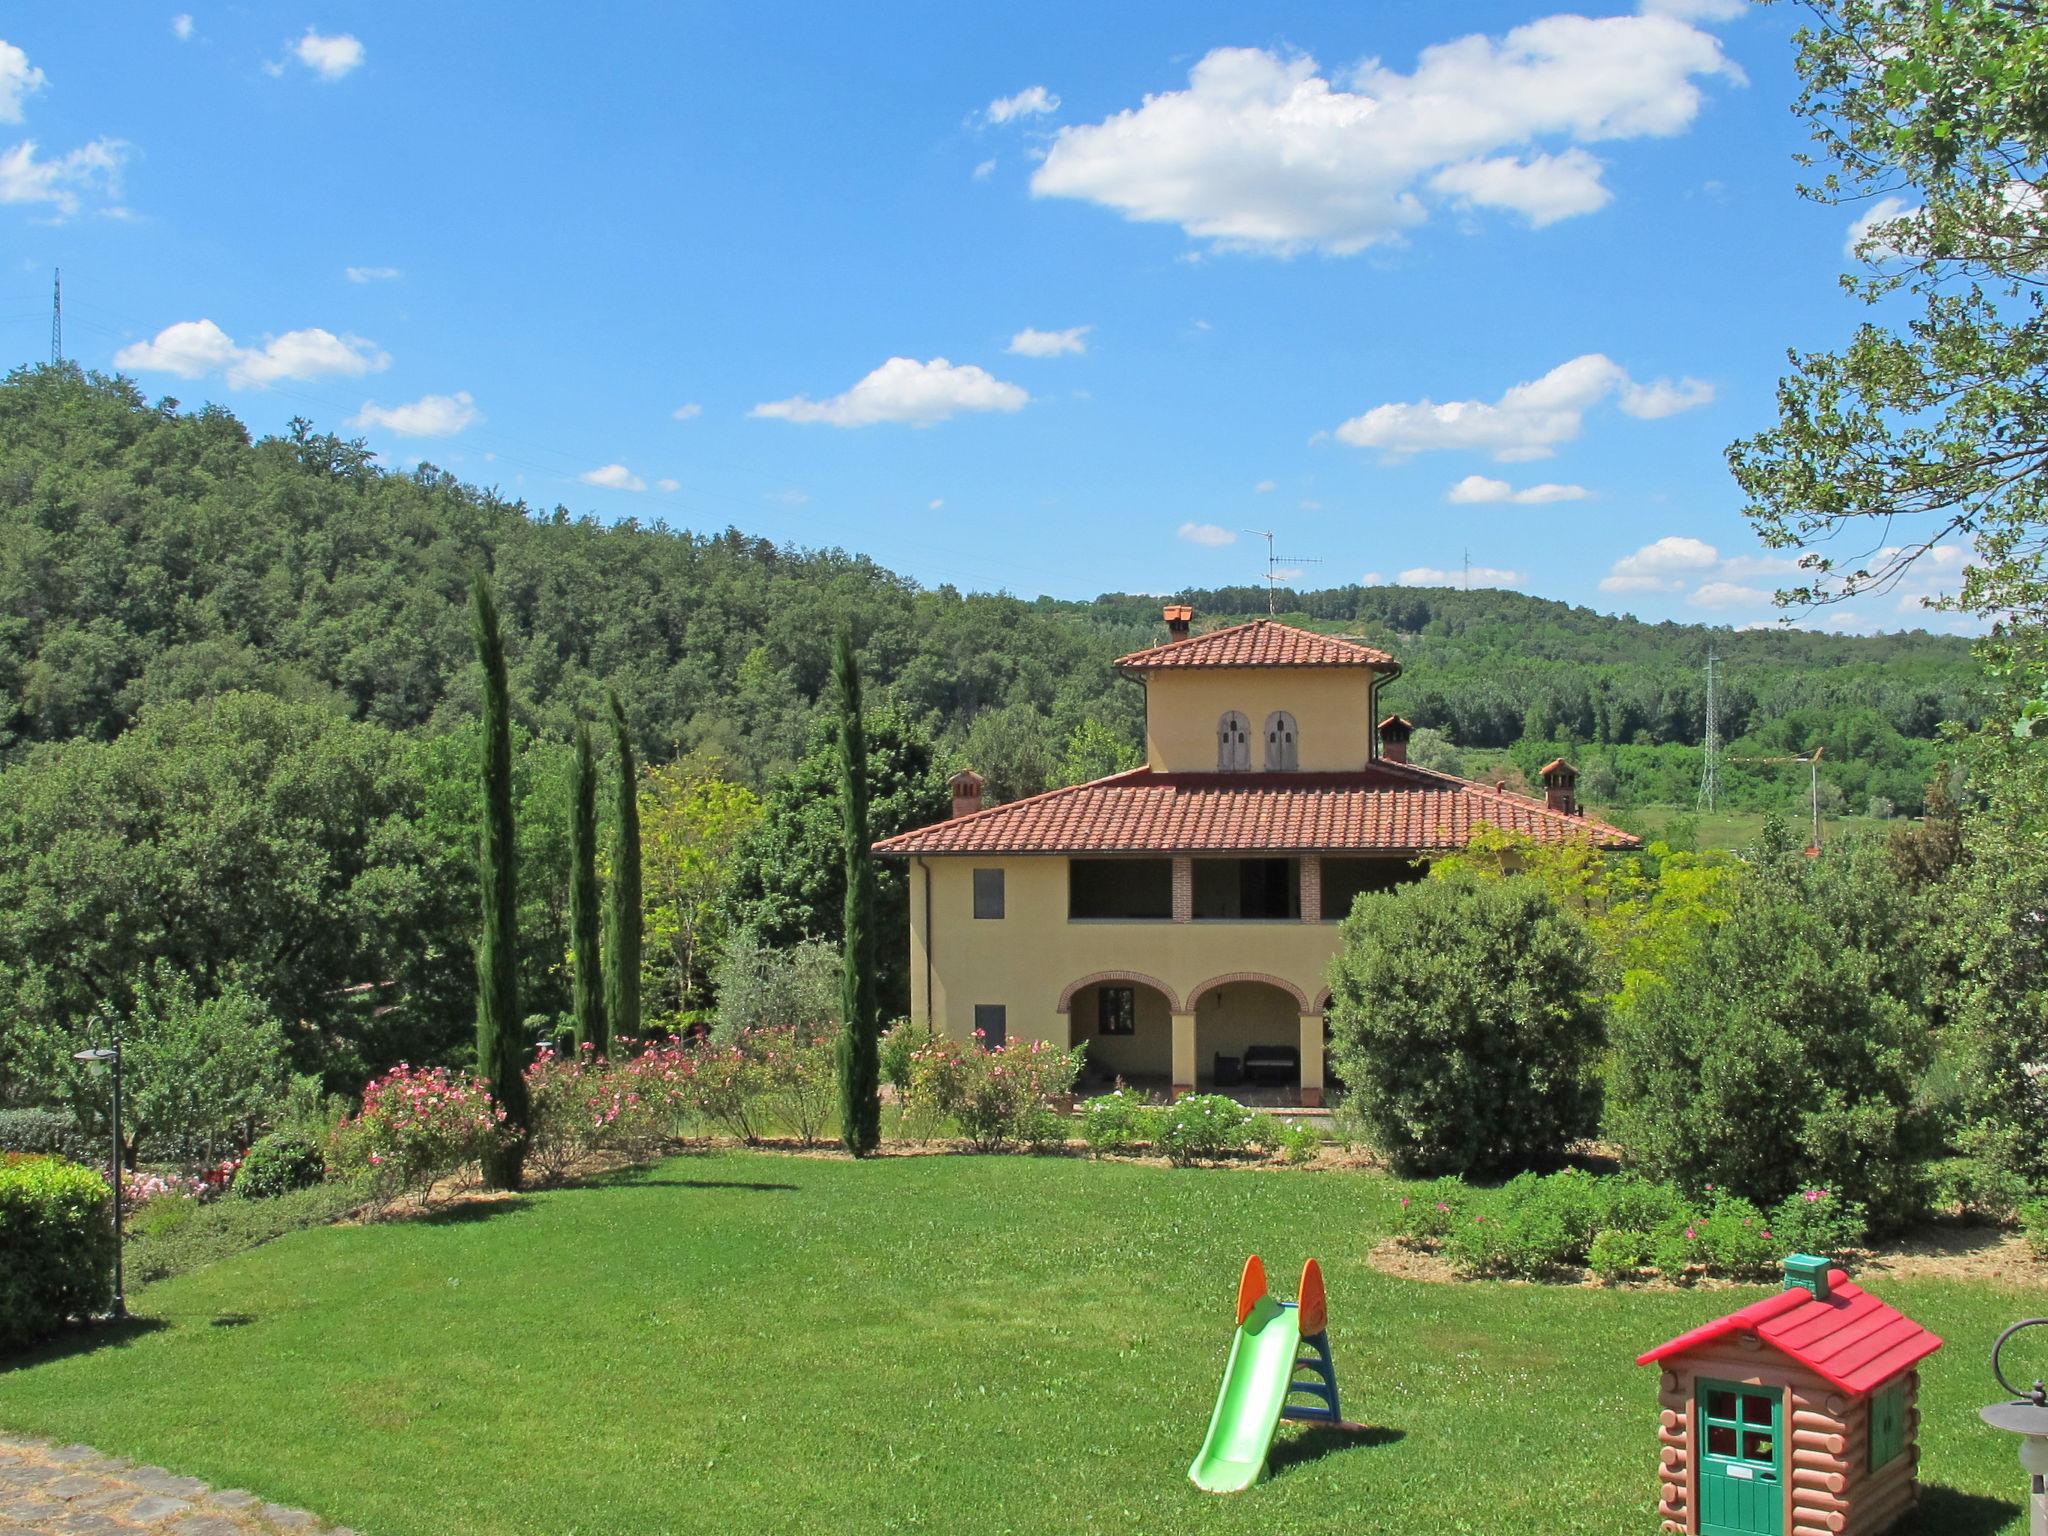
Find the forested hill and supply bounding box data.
[0,367,1975,805]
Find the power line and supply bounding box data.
[1241,529,1321,615]
[1697,644,1720,813]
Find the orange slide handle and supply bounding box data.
[1236,1254,1268,1327]
[1298,1258,1327,1336]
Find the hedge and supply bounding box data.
[0,1155,115,1350]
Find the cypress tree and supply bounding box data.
[603,690,642,1047]
[834,628,881,1155]
[472,574,529,1189]
[569,720,607,1054]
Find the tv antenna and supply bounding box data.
[50,269,61,365]
[1730,746,1828,852]
[1241,529,1321,615]
[1696,645,1720,813]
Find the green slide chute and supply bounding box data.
[1187,1292,1303,1494]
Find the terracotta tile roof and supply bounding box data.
[872,761,1637,856]
[1636,1271,1943,1397]
[1115,618,1397,672]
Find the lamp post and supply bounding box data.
[70,1040,124,1322]
[1980,1318,2048,1536]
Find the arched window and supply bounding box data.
[1264,711,1298,771]
[1217,711,1251,772]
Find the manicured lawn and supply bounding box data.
[0,1153,2033,1535]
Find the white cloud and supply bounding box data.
[1362,571,1384,585]
[0,40,46,123]
[113,318,388,388]
[580,464,646,492]
[1599,534,1720,592]
[928,497,944,510]
[345,265,401,283]
[292,29,364,80]
[0,137,127,216]
[1689,580,1771,609]
[671,402,701,421]
[1619,374,1715,418]
[1334,353,1711,460]
[768,487,810,506]
[350,391,480,437]
[1843,194,1920,260]
[1400,564,1524,588]
[972,158,996,180]
[751,356,1028,428]
[656,477,681,493]
[1446,473,1588,504]
[1254,479,1275,494]
[171,14,194,41]
[1007,325,1091,358]
[987,85,1059,124]
[1178,522,1237,547]
[1031,21,1739,256]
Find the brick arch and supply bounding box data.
[1186,971,1312,1013]
[1313,987,1333,1014]
[1056,971,1181,1015]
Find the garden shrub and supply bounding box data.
[125,1179,365,1286]
[757,1026,839,1148]
[1695,1194,1777,1279]
[1594,1172,1690,1235]
[1265,1117,1322,1166]
[1153,1095,1255,1167]
[1650,1214,1705,1283]
[1079,1089,1155,1156]
[877,1018,931,1094]
[1325,870,1603,1176]
[233,1129,326,1198]
[0,1156,115,1349]
[686,1041,771,1143]
[125,1188,202,1240]
[1766,1186,1868,1258]
[1444,1208,1516,1277]
[1394,1177,1468,1243]
[0,1107,98,1164]
[1606,844,1934,1230]
[1588,1228,1651,1283]
[2020,1198,2048,1262]
[330,1064,508,1208]
[904,1036,1082,1153]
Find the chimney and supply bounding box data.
[1163,604,1194,641]
[1378,714,1414,765]
[949,768,985,820]
[1539,758,1579,817]
[1782,1253,1832,1300]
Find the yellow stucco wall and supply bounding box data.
[907,855,1340,1088]
[1143,668,1379,773]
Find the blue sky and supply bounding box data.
[0,2,1968,633]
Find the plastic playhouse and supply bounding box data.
[1637,1254,1943,1536]
[1188,1255,1364,1493]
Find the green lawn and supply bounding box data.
[1621,803,1892,852]
[0,1153,2033,1535]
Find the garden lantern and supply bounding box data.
[1979,1319,2048,1536]
[70,1039,125,1321]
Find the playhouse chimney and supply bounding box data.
[1378,715,1413,765]
[1539,758,1579,817]
[1163,604,1194,641]
[949,768,985,820]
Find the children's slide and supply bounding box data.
[1186,1277,1304,1494]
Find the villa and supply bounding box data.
[873,607,1635,1106]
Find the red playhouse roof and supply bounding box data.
[872,761,1638,856]
[1636,1270,1943,1397]
[1114,618,1397,672]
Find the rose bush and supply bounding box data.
[331,1063,508,1208]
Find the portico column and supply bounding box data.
[1171,1010,1197,1098]
[1298,1011,1324,1108]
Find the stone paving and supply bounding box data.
[0,1435,355,1536]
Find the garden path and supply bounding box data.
[0,1435,353,1536]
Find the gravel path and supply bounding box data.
[0,1435,355,1536]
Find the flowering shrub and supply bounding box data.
[1079,1088,1156,1156]
[331,1064,508,1208]
[1695,1194,1778,1279]
[1766,1186,1868,1258]
[122,1169,209,1207]
[525,1045,599,1183]
[756,1026,839,1148]
[524,1041,697,1181]
[905,1035,1082,1152]
[1394,1177,1468,1243]
[1588,1228,1651,1283]
[1153,1094,1255,1166]
[232,1130,325,1199]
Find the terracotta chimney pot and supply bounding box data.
[949,768,985,820]
[1539,757,1580,817]
[1378,714,1414,765]
[1163,604,1194,641]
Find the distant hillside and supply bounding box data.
[0,366,1976,814]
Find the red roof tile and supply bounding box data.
[872,761,1637,856]
[1115,618,1397,672]
[1635,1271,1943,1397]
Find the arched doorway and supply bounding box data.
[1188,973,1309,1097]
[1059,972,1178,1093]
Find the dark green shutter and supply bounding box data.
[1869,1380,1906,1470]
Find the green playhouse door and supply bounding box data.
[1697,1381,1783,1536]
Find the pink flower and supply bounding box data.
[1685,1227,1696,1241]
